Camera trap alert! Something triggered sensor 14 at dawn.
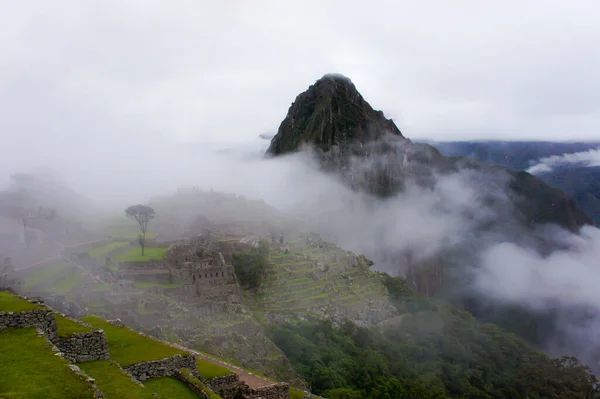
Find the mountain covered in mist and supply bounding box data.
[266,74,591,232]
[429,140,600,226]
[265,74,600,370]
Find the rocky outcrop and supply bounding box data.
[266,73,404,156]
[125,354,196,381]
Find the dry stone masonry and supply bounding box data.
[54,330,110,362]
[0,308,57,340]
[251,382,291,399]
[125,354,197,381]
[205,374,241,398]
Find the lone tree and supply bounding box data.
[125,204,155,256]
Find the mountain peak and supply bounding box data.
[266,74,404,155]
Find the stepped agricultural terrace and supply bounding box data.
[5,214,396,394]
[0,290,298,399]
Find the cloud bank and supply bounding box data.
[527,147,600,174]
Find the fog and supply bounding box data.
[527,146,600,174]
[3,0,600,375]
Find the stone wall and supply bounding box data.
[54,330,110,362]
[205,374,241,398]
[173,370,209,399]
[251,382,290,399]
[0,308,57,340]
[125,354,196,381]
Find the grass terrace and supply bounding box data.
[135,281,181,289]
[180,369,222,399]
[82,315,188,367]
[79,360,155,399]
[54,313,93,338]
[144,377,202,399]
[0,291,44,312]
[290,387,307,399]
[88,241,131,258]
[116,247,168,262]
[0,328,95,398]
[21,262,70,288]
[50,267,84,294]
[196,358,235,380]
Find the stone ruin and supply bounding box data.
[167,235,230,286]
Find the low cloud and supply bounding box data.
[474,224,600,367]
[527,147,600,174]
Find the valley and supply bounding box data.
[2,74,600,398]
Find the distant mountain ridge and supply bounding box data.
[429,141,600,225]
[266,74,592,232]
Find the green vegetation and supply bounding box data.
[135,281,181,289]
[79,360,155,399]
[0,291,43,312]
[290,387,307,399]
[144,377,201,399]
[232,240,269,289]
[180,369,222,399]
[82,315,188,367]
[90,282,113,291]
[116,247,168,262]
[51,268,84,293]
[196,357,235,380]
[269,275,599,398]
[125,204,156,257]
[54,313,92,337]
[88,241,130,258]
[0,328,94,398]
[21,262,69,287]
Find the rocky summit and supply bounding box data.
[266,73,592,232]
[266,73,404,156]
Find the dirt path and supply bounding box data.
[169,343,273,389]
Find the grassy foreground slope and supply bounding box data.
[82,315,188,367]
[79,360,155,399]
[0,328,95,399]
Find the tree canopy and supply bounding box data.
[125,204,155,256]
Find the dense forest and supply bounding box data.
[270,275,599,399]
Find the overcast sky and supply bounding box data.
[1,0,600,190]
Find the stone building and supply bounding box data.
[166,236,230,286]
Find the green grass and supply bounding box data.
[88,241,130,258]
[54,313,93,337]
[82,315,188,367]
[290,387,306,399]
[90,282,113,291]
[144,377,202,398]
[0,291,44,312]
[51,268,84,294]
[135,281,181,289]
[22,262,70,287]
[116,247,168,262]
[180,369,222,399]
[196,358,235,380]
[0,328,94,398]
[79,360,155,399]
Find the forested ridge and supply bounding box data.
[270,275,599,399]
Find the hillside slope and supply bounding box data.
[0,290,297,399]
[266,74,591,232]
[429,140,600,225]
